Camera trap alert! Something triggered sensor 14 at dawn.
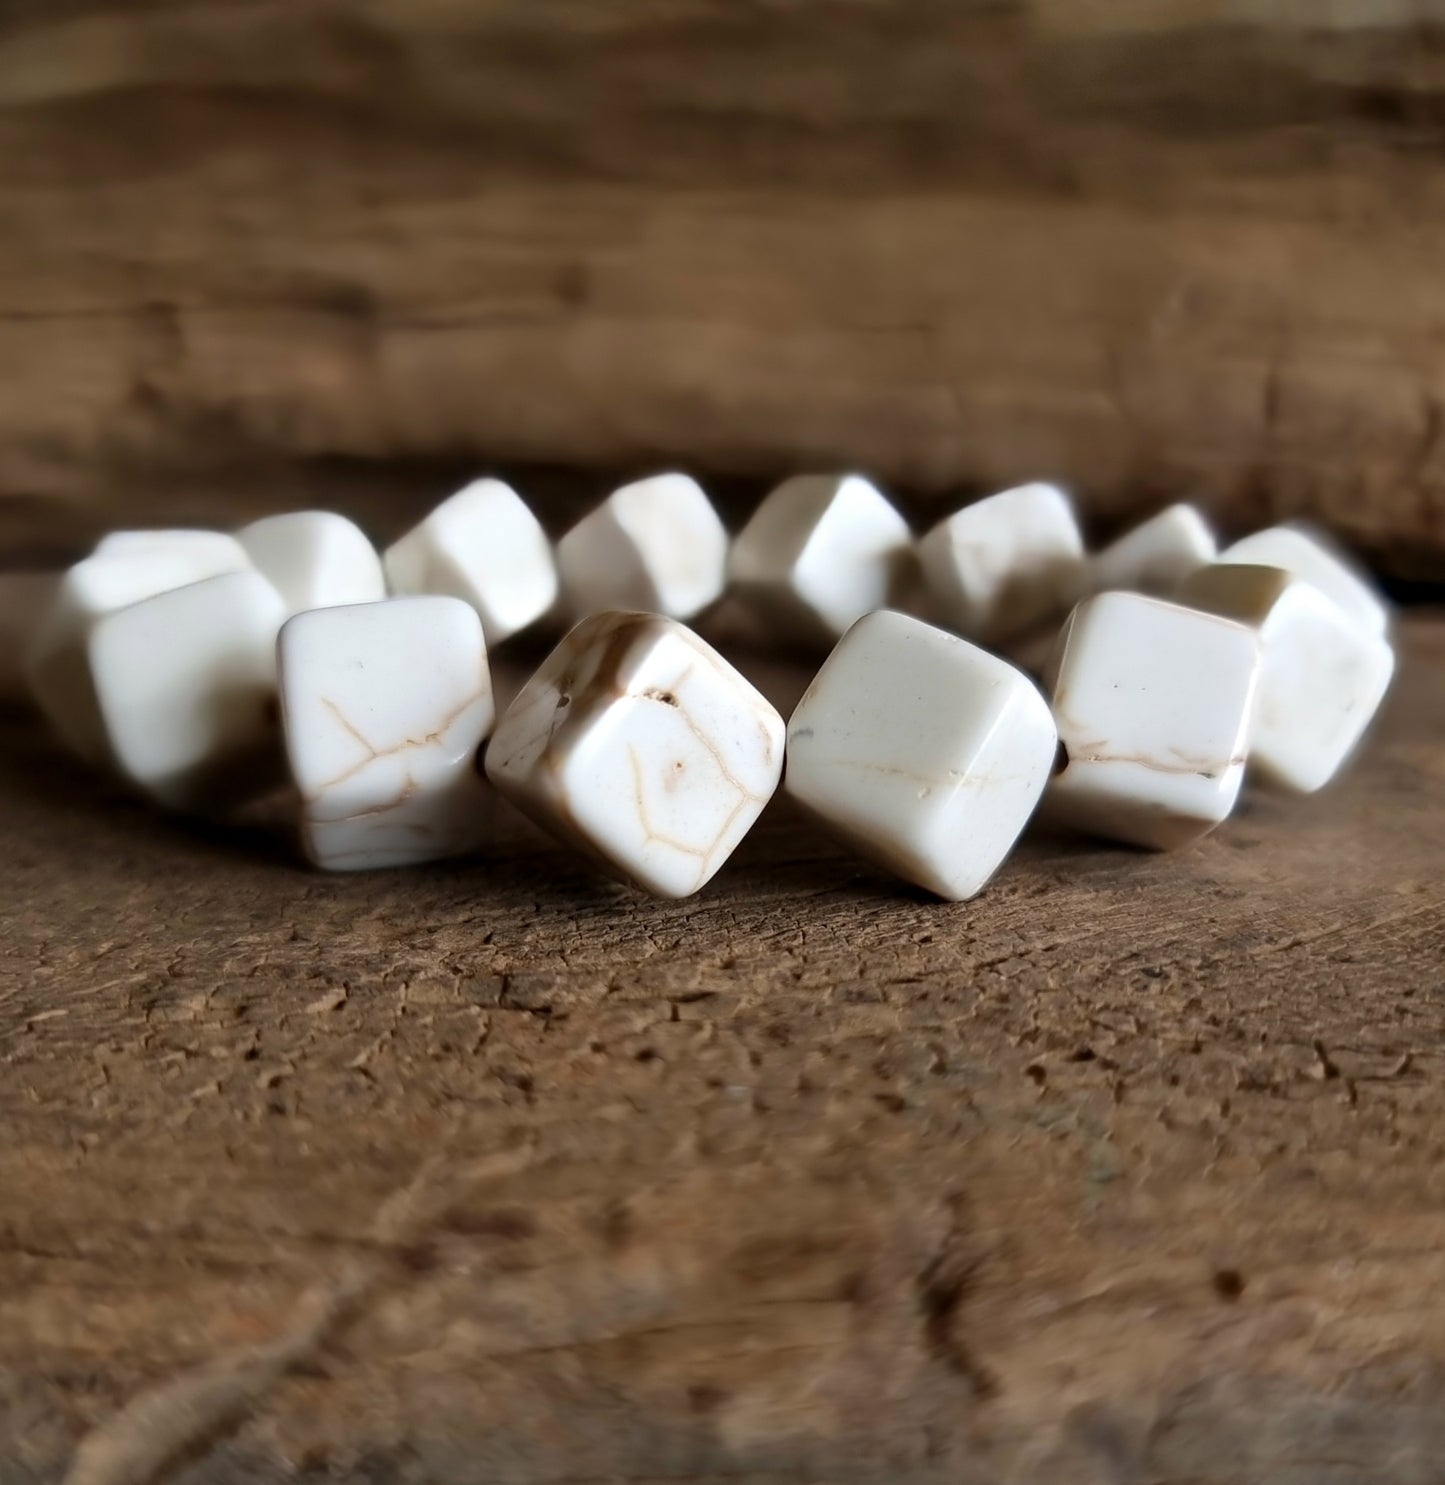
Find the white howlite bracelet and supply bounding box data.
[9,475,1395,902]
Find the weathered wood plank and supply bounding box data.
[1,3,1444,573]
[1,617,1441,1483]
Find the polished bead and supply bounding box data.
[95,529,251,565]
[88,570,285,810]
[26,539,251,765]
[1087,502,1215,597]
[729,473,911,643]
[279,597,495,870]
[239,511,385,618]
[1218,524,1388,638]
[557,473,728,621]
[1182,564,1394,794]
[1045,592,1260,849]
[918,483,1084,642]
[486,611,784,898]
[786,610,1057,900]
[384,479,558,646]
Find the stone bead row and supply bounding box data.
[12,474,1395,900]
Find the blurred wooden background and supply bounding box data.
[3,0,1445,573]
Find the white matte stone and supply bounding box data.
[486,611,784,898]
[1182,564,1395,794]
[239,511,385,618]
[1046,592,1260,849]
[786,610,1057,901]
[88,570,285,810]
[1218,524,1388,638]
[1087,503,1216,596]
[26,541,252,764]
[729,474,912,643]
[557,474,728,621]
[384,479,558,646]
[918,482,1085,643]
[279,597,496,870]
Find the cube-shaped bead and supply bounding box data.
[485,612,784,897]
[239,511,385,618]
[786,611,1057,900]
[278,597,496,870]
[918,483,1084,643]
[1045,592,1260,849]
[384,479,558,646]
[729,474,912,644]
[1087,503,1215,597]
[96,529,252,565]
[557,474,728,621]
[88,570,285,810]
[1181,564,1394,794]
[26,539,251,764]
[1218,524,1388,639]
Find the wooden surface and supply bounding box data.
[3,3,1445,575]
[1,617,1441,1484]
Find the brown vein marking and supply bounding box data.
[311,687,488,799]
[1061,745,1245,783]
[662,688,772,810]
[627,744,710,864]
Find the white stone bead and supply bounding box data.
[88,570,285,810]
[384,479,558,646]
[94,529,251,566]
[485,611,784,898]
[238,511,385,618]
[1045,592,1260,849]
[786,610,1057,901]
[557,474,728,621]
[26,540,252,764]
[918,482,1085,642]
[1181,564,1395,794]
[0,571,59,704]
[729,474,912,643]
[1218,524,1388,638]
[278,597,495,870]
[1087,502,1216,597]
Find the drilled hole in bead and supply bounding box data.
[1052,740,1069,776]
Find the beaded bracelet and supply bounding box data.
[15,474,1395,901]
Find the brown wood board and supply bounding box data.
[0,616,1442,1483]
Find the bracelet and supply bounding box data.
[15,474,1395,901]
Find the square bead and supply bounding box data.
[1046,592,1260,849]
[918,483,1085,642]
[1218,524,1388,639]
[557,473,728,621]
[729,474,912,644]
[278,597,496,870]
[786,611,1057,900]
[88,570,285,810]
[239,511,385,618]
[1087,503,1216,597]
[26,540,251,765]
[96,529,252,565]
[384,479,558,646]
[1182,564,1395,793]
[485,612,784,898]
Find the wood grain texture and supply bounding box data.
[1,617,1442,1484]
[1,3,1445,575]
